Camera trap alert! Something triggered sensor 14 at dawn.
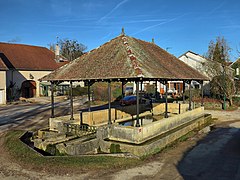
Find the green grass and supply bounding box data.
[4,130,140,174]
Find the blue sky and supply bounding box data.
[1,0,240,60]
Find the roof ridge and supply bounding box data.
[121,35,143,77]
[0,42,48,49]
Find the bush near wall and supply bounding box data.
[92,82,122,101]
[66,86,88,96]
[145,84,155,94]
[184,89,201,99]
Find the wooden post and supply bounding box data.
[155,80,158,99]
[179,103,181,114]
[79,111,83,125]
[121,81,125,98]
[201,81,204,106]
[108,81,112,125]
[88,83,91,112]
[136,81,140,127]
[183,80,186,103]
[115,108,117,122]
[70,81,74,120]
[189,81,192,110]
[51,81,54,118]
[165,80,168,118]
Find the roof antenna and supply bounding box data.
[121,27,125,35]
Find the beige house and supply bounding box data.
[0,42,67,104]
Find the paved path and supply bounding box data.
[0,96,88,133]
[175,109,240,180]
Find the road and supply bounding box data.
[0,96,88,134]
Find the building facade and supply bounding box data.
[0,42,67,104]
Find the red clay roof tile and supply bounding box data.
[0,42,64,70]
[41,35,208,81]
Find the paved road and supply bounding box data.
[175,109,240,180]
[177,124,240,180]
[0,96,88,133]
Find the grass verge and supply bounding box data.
[3,130,140,175]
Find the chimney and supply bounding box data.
[55,43,60,62]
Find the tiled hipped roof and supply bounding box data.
[0,42,63,71]
[41,35,208,81]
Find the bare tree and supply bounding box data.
[48,39,87,61]
[203,36,235,106]
[59,39,87,61]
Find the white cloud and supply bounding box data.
[98,0,129,22]
[131,14,186,35]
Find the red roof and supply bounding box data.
[0,42,65,71]
[41,34,208,81]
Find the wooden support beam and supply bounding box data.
[189,80,192,111]
[136,81,140,127]
[183,80,186,103]
[70,81,74,120]
[88,83,91,112]
[155,80,158,99]
[51,81,54,118]
[108,81,112,125]
[140,81,143,91]
[201,80,204,106]
[79,111,83,125]
[121,81,127,98]
[165,80,168,118]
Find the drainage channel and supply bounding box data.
[20,131,53,156]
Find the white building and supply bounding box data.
[179,51,210,95]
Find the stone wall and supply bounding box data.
[108,107,204,144]
[100,112,211,156]
[153,103,189,115]
[49,103,189,131]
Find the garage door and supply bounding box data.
[0,90,3,104]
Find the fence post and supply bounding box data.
[179,103,181,114]
[79,111,83,126]
[115,108,117,122]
